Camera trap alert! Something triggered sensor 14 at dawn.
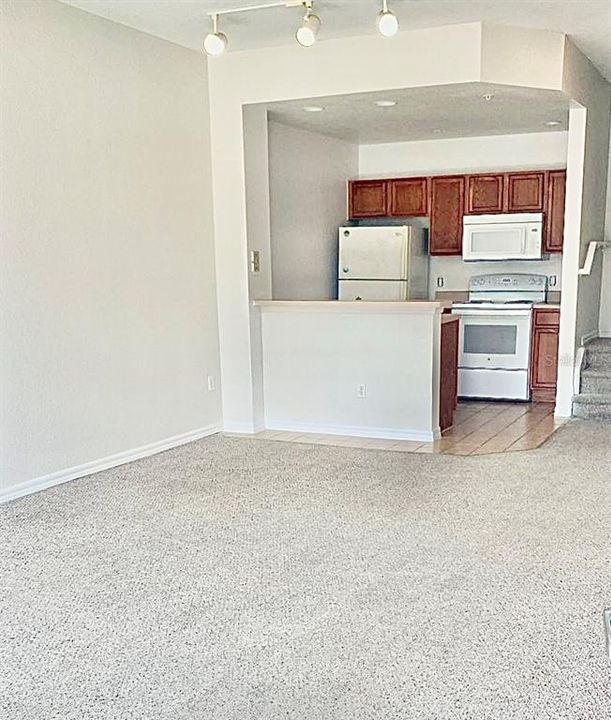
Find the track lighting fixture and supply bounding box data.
[377,0,399,38]
[203,14,227,56]
[296,2,321,48]
[203,0,399,57]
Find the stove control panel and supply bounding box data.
[468,273,548,292]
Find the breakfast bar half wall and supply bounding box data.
[254,301,458,441]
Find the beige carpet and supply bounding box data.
[1,419,610,719]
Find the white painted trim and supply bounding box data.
[253,300,444,316]
[0,424,222,505]
[556,104,587,419]
[265,421,440,442]
[598,331,611,338]
[223,421,266,434]
[580,330,598,345]
[573,345,586,395]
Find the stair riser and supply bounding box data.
[587,351,611,367]
[580,377,611,394]
[573,403,611,420]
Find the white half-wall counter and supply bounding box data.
[254,301,448,441]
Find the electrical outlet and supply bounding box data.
[356,384,366,399]
[207,375,215,392]
[437,276,445,288]
[549,275,557,287]
[250,250,260,273]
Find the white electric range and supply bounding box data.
[451,273,548,400]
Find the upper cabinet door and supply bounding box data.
[389,177,428,216]
[466,174,505,214]
[506,172,545,212]
[348,180,388,218]
[544,170,566,253]
[429,175,465,256]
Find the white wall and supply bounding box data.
[207,21,602,428]
[600,124,611,338]
[259,303,442,440]
[359,132,568,298]
[0,0,222,496]
[359,131,568,300]
[555,39,611,413]
[359,131,568,177]
[207,21,487,431]
[268,122,358,300]
[429,256,564,296]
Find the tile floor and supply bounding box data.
[235,401,568,456]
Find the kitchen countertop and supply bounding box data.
[534,303,561,309]
[253,300,446,315]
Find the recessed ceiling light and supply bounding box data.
[303,105,324,112]
[545,120,562,126]
[375,100,396,107]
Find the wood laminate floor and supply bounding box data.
[239,401,568,456]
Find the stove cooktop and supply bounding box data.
[462,299,535,305]
[452,300,535,311]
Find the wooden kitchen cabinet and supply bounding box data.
[544,170,566,253]
[429,175,465,255]
[530,308,560,402]
[506,172,545,212]
[466,174,505,214]
[348,180,388,218]
[439,317,459,431]
[348,169,565,254]
[389,177,428,216]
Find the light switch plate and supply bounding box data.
[604,609,611,659]
[250,250,260,273]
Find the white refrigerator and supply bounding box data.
[338,225,429,301]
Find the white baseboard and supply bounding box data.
[265,420,439,442]
[599,331,611,339]
[223,421,265,434]
[580,330,598,345]
[0,424,222,505]
[573,345,586,396]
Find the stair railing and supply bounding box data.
[578,240,611,276]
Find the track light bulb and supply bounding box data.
[377,1,398,38]
[296,5,320,47]
[203,15,227,56]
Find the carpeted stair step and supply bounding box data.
[580,368,611,394]
[573,392,611,420]
[586,339,611,368]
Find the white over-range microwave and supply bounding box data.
[462,213,543,261]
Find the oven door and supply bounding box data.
[457,310,532,370]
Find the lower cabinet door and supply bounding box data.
[439,319,459,431]
[530,327,559,393]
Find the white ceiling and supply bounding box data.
[265,83,570,144]
[60,1,611,81]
